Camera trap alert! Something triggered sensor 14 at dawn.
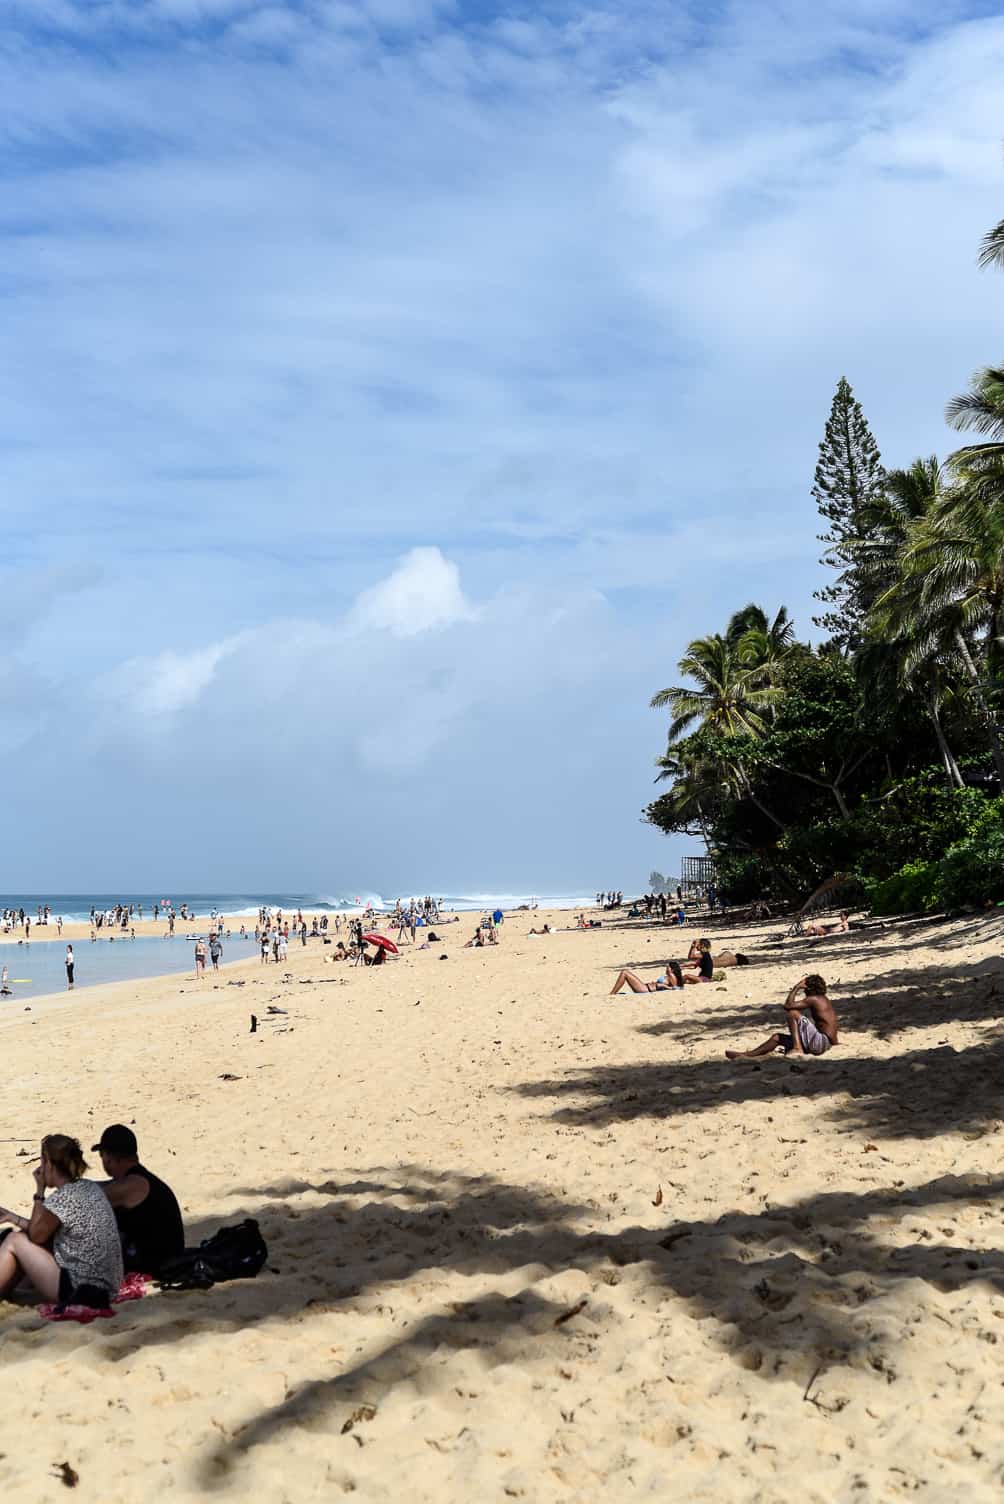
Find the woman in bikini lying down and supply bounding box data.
[610,961,684,994]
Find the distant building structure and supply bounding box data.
[682,855,717,893]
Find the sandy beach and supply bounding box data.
[1,905,1002,1501]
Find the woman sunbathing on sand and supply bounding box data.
[610,962,684,994]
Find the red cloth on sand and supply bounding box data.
[38,1271,151,1323]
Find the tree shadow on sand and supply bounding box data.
[4,1163,1003,1486]
[639,956,1004,1043]
[193,1168,1004,1482]
[760,912,1004,968]
[515,1028,1004,1141]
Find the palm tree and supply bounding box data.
[847,456,943,621]
[978,214,1004,272]
[726,604,798,697]
[724,603,792,645]
[650,634,779,743]
[945,365,1004,469]
[651,636,789,837]
[855,635,964,788]
[875,489,1004,790]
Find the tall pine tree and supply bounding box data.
[812,376,886,650]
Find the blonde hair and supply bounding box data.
[41,1134,87,1181]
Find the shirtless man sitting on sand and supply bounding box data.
[725,974,838,1059]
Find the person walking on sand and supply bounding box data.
[65,944,75,990]
[209,932,222,972]
[725,974,838,1059]
[194,938,207,979]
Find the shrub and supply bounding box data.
[865,860,939,915]
[935,810,1004,911]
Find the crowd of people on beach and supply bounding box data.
[2,907,64,937]
[0,889,851,1327]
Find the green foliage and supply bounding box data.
[979,216,1004,271]
[712,851,776,905]
[647,205,1004,909]
[937,827,1004,910]
[812,376,886,647]
[650,634,779,742]
[865,861,940,915]
[846,774,989,876]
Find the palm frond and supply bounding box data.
[946,368,1004,437]
[978,217,1004,271]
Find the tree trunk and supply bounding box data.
[953,628,1004,790]
[760,847,801,901]
[736,770,787,832]
[830,783,850,819]
[925,692,964,789]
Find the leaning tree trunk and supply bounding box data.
[925,692,964,789]
[953,628,1004,791]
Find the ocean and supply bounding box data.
[0,891,597,924]
[0,932,262,1002]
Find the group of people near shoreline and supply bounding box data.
[0,899,846,1324]
[2,908,64,936]
[0,1126,184,1311]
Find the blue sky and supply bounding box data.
[2,0,1003,894]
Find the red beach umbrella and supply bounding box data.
[362,932,398,954]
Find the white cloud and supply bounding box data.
[108,635,246,717]
[345,547,475,639]
[1,1,1002,887]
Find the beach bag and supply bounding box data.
[157,1218,268,1291]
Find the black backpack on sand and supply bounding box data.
[157,1218,268,1291]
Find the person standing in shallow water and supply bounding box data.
[65,945,75,990]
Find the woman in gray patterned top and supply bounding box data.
[0,1134,124,1307]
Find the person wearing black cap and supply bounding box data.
[94,1125,185,1275]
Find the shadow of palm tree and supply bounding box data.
[638,957,1004,1043]
[514,1031,1004,1140]
[185,1166,1004,1484]
[4,1159,1000,1484]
